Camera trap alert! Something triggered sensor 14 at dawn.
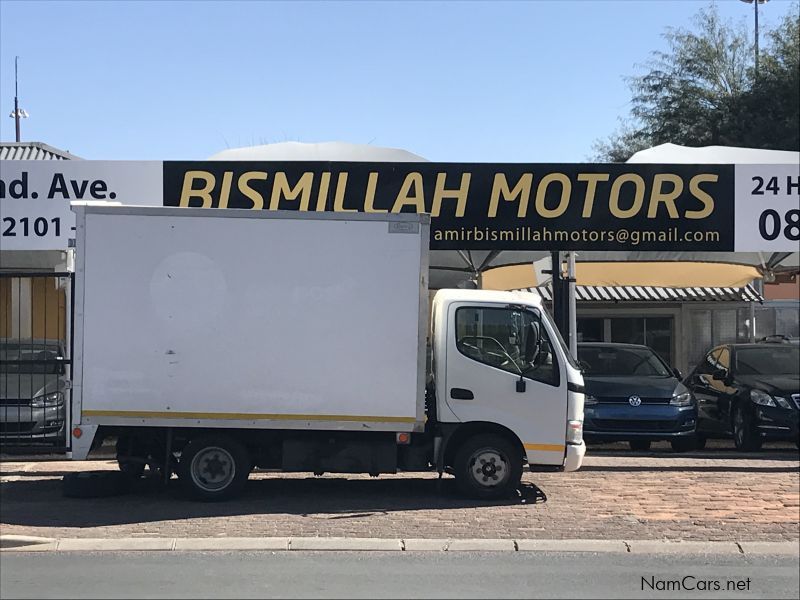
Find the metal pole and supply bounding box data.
[567,251,577,358]
[755,0,760,77]
[14,56,21,142]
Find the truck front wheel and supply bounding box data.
[453,434,523,499]
[178,435,251,501]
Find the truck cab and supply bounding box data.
[429,289,585,497]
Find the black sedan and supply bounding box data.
[685,343,799,451]
[578,343,698,452]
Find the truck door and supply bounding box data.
[444,303,568,467]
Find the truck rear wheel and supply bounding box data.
[453,434,522,500]
[178,435,251,501]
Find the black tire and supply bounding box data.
[62,471,132,498]
[733,405,763,452]
[629,440,651,451]
[177,435,250,501]
[694,434,707,450]
[670,437,697,453]
[453,434,523,500]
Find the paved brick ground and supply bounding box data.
[1,441,798,542]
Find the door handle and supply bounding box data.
[450,388,474,400]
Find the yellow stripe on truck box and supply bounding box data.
[523,443,565,452]
[82,409,416,423]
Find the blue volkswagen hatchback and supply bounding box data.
[578,343,698,452]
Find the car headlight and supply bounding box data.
[584,394,598,406]
[670,391,693,406]
[30,392,64,408]
[751,389,791,409]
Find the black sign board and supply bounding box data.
[163,162,734,251]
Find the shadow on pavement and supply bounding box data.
[0,475,548,530]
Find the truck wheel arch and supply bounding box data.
[441,422,525,470]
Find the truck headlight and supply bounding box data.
[670,392,693,406]
[566,420,583,445]
[30,392,64,408]
[751,389,791,409]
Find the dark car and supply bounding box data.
[578,343,697,452]
[685,344,799,451]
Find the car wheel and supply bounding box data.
[670,437,697,453]
[453,434,523,500]
[733,405,763,452]
[694,434,707,450]
[62,471,133,498]
[178,435,251,501]
[629,440,651,451]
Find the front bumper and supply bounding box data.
[755,405,800,441]
[563,442,585,472]
[584,403,696,442]
[0,404,66,441]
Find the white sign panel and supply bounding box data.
[0,161,162,251]
[735,164,800,252]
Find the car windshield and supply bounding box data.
[0,343,64,374]
[578,346,671,377]
[736,347,800,376]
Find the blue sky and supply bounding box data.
[0,0,796,161]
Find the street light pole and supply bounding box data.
[14,56,20,142]
[740,0,769,78]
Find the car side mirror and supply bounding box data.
[672,367,682,379]
[712,368,727,381]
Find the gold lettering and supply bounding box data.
[363,172,385,213]
[488,173,533,217]
[391,173,425,213]
[647,174,682,218]
[237,171,267,210]
[686,174,717,219]
[431,172,471,217]
[270,172,314,211]
[316,173,331,211]
[577,173,610,218]
[179,171,215,208]
[609,173,645,218]
[333,173,356,212]
[218,172,234,209]
[535,173,571,218]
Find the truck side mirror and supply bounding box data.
[524,322,541,364]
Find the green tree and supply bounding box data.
[594,3,800,161]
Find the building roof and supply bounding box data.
[0,142,81,160]
[518,284,764,303]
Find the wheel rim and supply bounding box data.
[467,448,510,489]
[190,446,235,492]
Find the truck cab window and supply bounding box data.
[455,307,559,386]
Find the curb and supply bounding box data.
[1,536,798,555]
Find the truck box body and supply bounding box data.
[72,206,429,434]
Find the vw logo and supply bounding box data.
[628,395,642,407]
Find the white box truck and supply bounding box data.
[69,205,585,500]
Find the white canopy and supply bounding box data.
[628,142,800,165]
[209,141,426,163]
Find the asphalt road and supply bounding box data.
[1,551,798,599]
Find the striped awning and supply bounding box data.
[518,284,764,303]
